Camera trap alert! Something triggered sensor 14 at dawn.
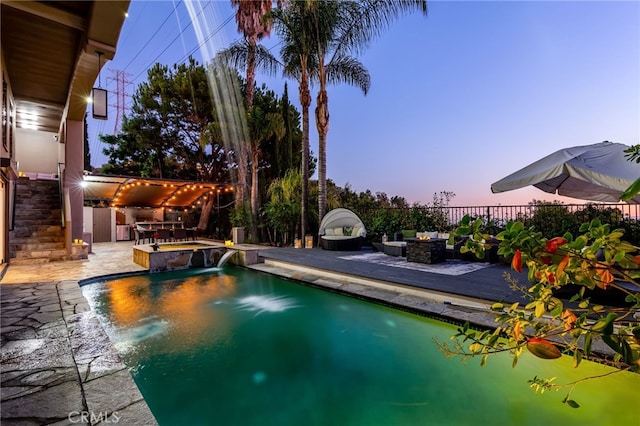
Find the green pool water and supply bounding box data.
[81,267,639,425]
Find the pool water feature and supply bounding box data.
[82,268,639,425]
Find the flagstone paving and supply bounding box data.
[1,242,153,425]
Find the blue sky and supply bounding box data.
[88,0,640,207]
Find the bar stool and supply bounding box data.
[173,228,187,241]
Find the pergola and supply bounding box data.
[82,174,234,208]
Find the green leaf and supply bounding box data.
[621,339,638,365]
[601,334,623,354]
[609,231,625,240]
[491,302,504,311]
[565,399,580,409]
[584,333,592,358]
[572,235,588,251]
[573,351,582,368]
[590,312,618,335]
[550,299,563,317]
[620,177,640,202]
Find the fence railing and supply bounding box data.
[447,203,640,226]
[353,203,640,245]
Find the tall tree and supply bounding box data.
[230,0,282,216]
[219,3,316,239]
[309,0,428,221]
[270,3,318,240]
[247,86,285,235]
[278,82,294,177]
[101,59,234,232]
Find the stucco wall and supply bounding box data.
[15,128,58,174]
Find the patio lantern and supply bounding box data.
[305,235,314,248]
[92,52,108,120]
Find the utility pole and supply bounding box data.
[108,69,133,133]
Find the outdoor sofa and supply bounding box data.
[319,208,367,251]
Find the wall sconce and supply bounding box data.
[92,52,108,120]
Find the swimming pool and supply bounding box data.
[81,267,639,425]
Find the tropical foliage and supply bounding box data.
[308,0,428,222]
[220,0,428,237]
[437,214,640,407]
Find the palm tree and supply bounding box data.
[246,88,285,234]
[217,15,315,240]
[229,0,282,215]
[270,4,318,240]
[310,0,428,221]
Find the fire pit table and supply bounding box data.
[405,238,446,264]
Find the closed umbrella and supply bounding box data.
[491,141,640,203]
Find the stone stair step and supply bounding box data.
[9,253,86,265]
[10,178,69,264]
[9,257,53,265]
[10,242,65,251]
[15,208,61,215]
[10,236,65,245]
[15,219,62,226]
[13,248,68,259]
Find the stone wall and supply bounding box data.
[406,238,446,264]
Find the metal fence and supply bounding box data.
[447,203,640,227]
[354,203,640,245]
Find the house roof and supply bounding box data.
[83,174,234,208]
[1,1,129,133]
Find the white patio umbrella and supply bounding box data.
[491,141,640,203]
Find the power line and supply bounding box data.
[108,69,133,133]
[120,6,178,72]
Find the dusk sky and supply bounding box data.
[87,0,640,207]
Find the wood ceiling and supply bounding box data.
[1,1,129,134]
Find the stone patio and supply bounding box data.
[1,242,155,425]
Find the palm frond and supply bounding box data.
[326,55,371,95]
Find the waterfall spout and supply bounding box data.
[217,250,237,268]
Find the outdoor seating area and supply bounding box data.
[382,241,406,257]
[373,229,502,266]
[134,222,197,245]
[319,208,367,251]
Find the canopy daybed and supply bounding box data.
[318,208,366,251]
